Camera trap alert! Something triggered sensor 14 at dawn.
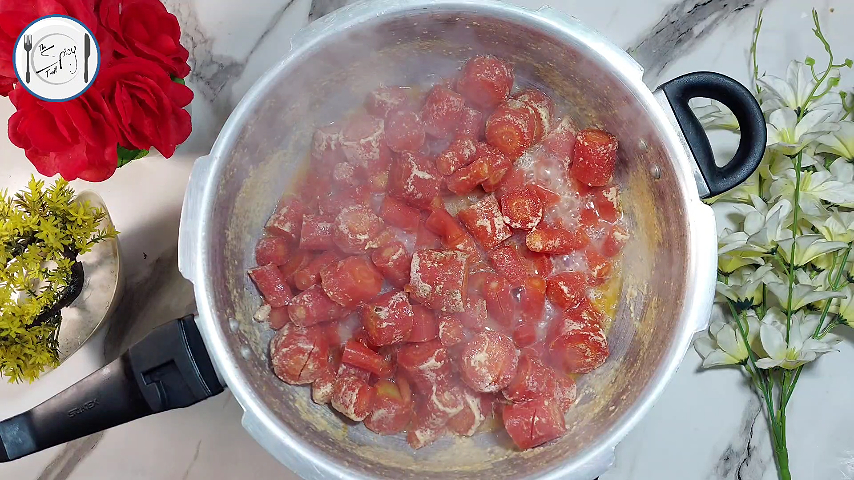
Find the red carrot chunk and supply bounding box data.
[513,322,538,348]
[446,156,491,195]
[436,137,478,176]
[277,250,313,287]
[488,245,528,287]
[438,315,467,347]
[318,184,371,217]
[341,339,394,377]
[379,196,420,232]
[361,291,414,346]
[500,186,544,231]
[546,272,589,310]
[455,55,514,109]
[406,403,446,449]
[602,225,629,258]
[457,107,485,140]
[547,301,609,374]
[388,151,442,210]
[447,389,490,436]
[570,128,618,187]
[424,208,480,258]
[366,86,411,118]
[591,185,621,223]
[331,374,376,421]
[370,240,412,288]
[512,88,555,143]
[407,249,469,313]
[477,142,513,192]
[406,305,440,342]
[249,264,293,308]
[365,378,413,435]
[526,226,590,254]
[311,124,345,169]
[269,323,328,384]
[519,276,546,324]
[421,85,466,139]
[265,196,305,241]
[482,273,514,327]
[503,353,565,404]
[459,331,519,393]
[397,339,453,390]
[299,215,336,251]
[585,248,613,285]
[311,368,337,405]
[267,306,290,330]
[293,251,340,291]
[287,284,348,327]
[503,397,566,450]
[385,110,426,153]
[320,256,384,308]
[455,296,488,331]
[542,117,578,166]
[485,99,538,159]
[333,205,385,255]
[457,194,513,250]
[255,236,291,266]
[520,248,553,277]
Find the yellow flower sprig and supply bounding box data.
[0,176,118,382]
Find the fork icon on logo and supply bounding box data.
[23,34,32,84]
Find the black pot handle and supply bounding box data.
[659,71,766,198]
[0,315,224,462]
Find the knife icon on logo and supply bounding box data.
[83,33,90,83]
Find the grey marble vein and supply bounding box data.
[34,433,104,480]
[163,0,298,119]
[708,395,772,480]
[163,0,247,108]
[628,0,772,85]
[308,0,351,21]
[181,440,203,480]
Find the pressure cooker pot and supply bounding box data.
[0,1,765,479]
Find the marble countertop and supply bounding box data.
[2,0,853,479]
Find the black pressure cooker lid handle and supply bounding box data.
[0,316,223,462]
[658,71,767,198]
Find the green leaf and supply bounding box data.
[171,75,186,86]
[117,145,149,167]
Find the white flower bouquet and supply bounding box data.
[693,10,853,480]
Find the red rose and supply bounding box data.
[96,0,190,79]
[0,76,13,96]
[8,86,120,182]
[95,57,193,158]
[0,0,114,96]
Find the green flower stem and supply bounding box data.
[725,298,777,430]
[784,152,803,341]
[775,411,792,480]
[818,322,838,338]
[750,10,764,95]
[782,241,854,404]
[800,11,837,118]
[813,242,852,336]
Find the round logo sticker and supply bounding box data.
[13,15,101,102]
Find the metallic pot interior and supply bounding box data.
[201,3,698,478]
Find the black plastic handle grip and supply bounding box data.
[659,71,766,198]
[0,316,223,462]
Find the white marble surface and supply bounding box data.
[1,0,853,479]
